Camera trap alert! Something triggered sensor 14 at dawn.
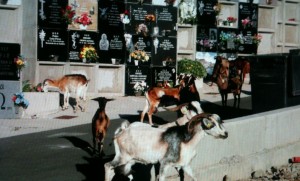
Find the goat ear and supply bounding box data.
[202,118,214,129]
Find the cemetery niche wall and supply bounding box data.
[124,2,178,95]
[0,43,21,119]
[196,0,259,61]
[36,0,178,96]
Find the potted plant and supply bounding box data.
[177,58,207,88]
[21,80,60,118]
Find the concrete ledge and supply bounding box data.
[23,92,60,118]
[164,105,300,181]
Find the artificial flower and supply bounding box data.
[14,55,26,70]
[61,5,76,24]
[75,13,92,26]
[130,50,149,62]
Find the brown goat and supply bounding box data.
[140,86,182,125]
[212,56,243,108]
[91,97,113,155]
[42,74,89,112]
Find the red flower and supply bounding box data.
[12,95,17,102]
[66,5,72,11]
[75,13,92,26]
[124,10,129,15]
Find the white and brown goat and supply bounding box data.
[42,74,89,112]
[140,74,202,125]
[105,113,228,181]
[91,97,113,156]
[140,86,182,125]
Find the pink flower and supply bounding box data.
[241,18,251,28]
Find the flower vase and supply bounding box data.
[134,60,139,66]
[14,105,19,114]
[135,91,142,96]
[229,22,233,27]
[16,69,20,79]
[82,58,87,63]
[79,24,87,30]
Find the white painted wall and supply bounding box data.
[163,105,300,180]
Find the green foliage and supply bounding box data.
[22,80,32,92]
[177,58,207,78]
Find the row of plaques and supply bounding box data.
[37,28,177,65]
[125,66,176,95]
[38,0,177,37]
[196,2,259,54]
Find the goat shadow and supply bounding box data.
[60,136,112,181]
[59,94,83,111]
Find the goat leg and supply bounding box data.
[104,162,115,181]
[183,165,197,181]
[158,163,170,181]
[140,100,149,122]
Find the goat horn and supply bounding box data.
[187,113,211,133]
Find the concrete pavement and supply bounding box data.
[0,78,251,139]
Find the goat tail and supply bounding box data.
[114,120,130,137]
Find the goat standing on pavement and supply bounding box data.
[105,113,228,181]
[140,74,202,125]
[42,74,89,112]
[91,97,113,156]
[212,56,243,108]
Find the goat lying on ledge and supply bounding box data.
[105,113,228,181]
[159,102,203,129]
[42,74,89,113]
[91,97,113,156]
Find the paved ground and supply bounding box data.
[0,78,252,139]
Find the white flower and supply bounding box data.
[133,81,148,92]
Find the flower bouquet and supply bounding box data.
[12,92,29,109]
[133,81,148,95]
[80,45,99,63]
[120,10,130,24]
[227,16,237,23]
[14,55,26,70]
[252,34,262,46]
[61,5,75,24]
[213,3,221,16]
[145,14,155,22]
[241,18,251,28]
[130,50,149,63]
[75,13,92,29]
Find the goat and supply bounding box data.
[212,56,243,108]
[91,97,113,156]
[159,102,203,129]
[140,74,202,125]
[140,86,182,125]
[234,57,251,84]
[42,74,89,113]
[104,113,228,181]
